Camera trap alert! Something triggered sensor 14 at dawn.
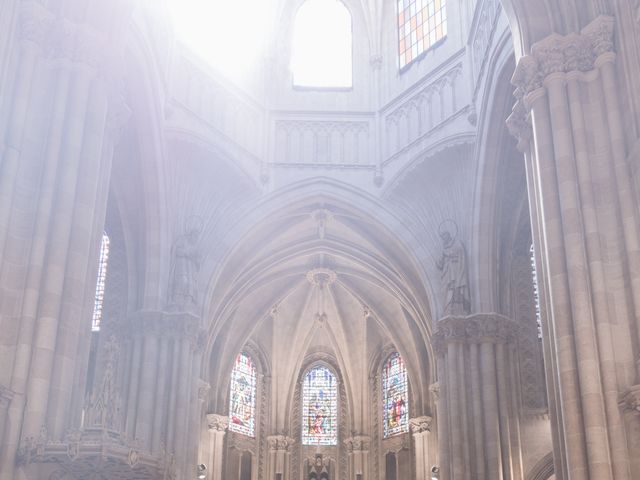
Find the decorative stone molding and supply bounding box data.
[507,16,615,149]
[344,435,371,452]
[432,314,518,355]
[619,385,640,413]
[17,427,173,479]
[206,414,229,432]
[409,416,433,434]
[0,384,14,407]
[267,435,294,451]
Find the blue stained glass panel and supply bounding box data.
[383,352,409,437]
[229,353,257,437]
[302,366,338,445]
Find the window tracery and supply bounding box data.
[397,0,447,69]
[229,352,258,437]
[382,352,409,437]
[302,365,338,445]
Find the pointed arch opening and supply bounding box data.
[291,0,353,88]
[382,352,409,437]
[228,352,258,437]
[301,365,338,445]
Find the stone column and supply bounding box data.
[410,416,433,480]
[267,435,294,480]
[345,435,370,480]
[433,314,522,480]
[507,15,640,480]
[0,2,131,478]
[205,414,228,480]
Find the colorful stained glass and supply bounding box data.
[397,0,447,69]
[302,366,338,445]
[229,353,257,437]
[383,352,409,437]
[92,233,110,332]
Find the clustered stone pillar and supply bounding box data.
[205,414,228,480]
[0,2,130,479]
[345,435,370,479]
[433,314,523,480]
[507,15,640,480]
[267,435,295,480]
[410,416,434,480]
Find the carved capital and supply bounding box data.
[344,435,371,453]
[206,414,229,432]
[409,416,433,434]
[432,314,518,355]
[510,15,615,108]
[267,435,294,451]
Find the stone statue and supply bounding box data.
[168,215,203,307]
[436,220,470,316]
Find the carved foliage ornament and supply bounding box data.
[409,416,433,434]
[207,414,229,432]
[267,435,294,451]
[507,16,615,149]
[432,314,518,355]
[344,436,371,453]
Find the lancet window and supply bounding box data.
[291,0,353,88]
[382,352,409,437]
[229,352,257,437]
[397,0,447,69]
[91,233,110,332]
[302,365,338,445]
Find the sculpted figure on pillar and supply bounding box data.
[436,220,470,316]
[168,216,203,307]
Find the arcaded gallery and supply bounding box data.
[1,0,640,479]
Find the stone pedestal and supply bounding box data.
[267,435,294,480]
[205,414,228,480]
[345,435,370,480]
[433,314,523,480]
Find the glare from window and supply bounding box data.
[167,0,275,77]
[291,0,353,88]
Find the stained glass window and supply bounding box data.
[397,0,447,69]
[229,353,257,437]
[382,352,409,437]
[92,233,110,332]
[302,366,338,445]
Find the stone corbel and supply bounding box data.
[344,435,371,453]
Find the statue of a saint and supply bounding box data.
[168,215,203,307]
[435,220,470,316]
